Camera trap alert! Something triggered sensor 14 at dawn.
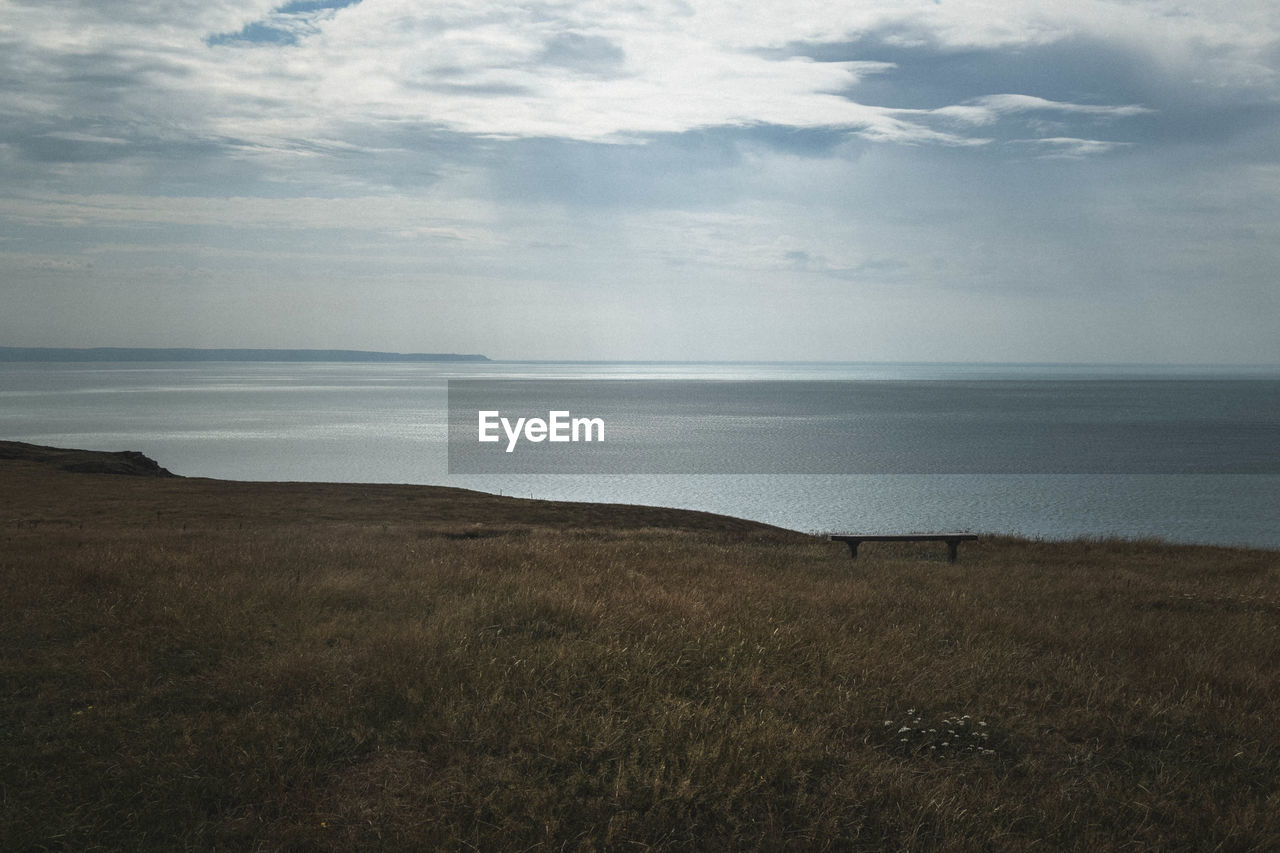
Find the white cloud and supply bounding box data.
[2,1,1279,362]
[1014,137,1132,157]
[928,94,1151,126]
[3,0,1225,154]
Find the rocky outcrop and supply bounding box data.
[0,441,176,477]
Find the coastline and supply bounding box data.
[5,361,1277,549]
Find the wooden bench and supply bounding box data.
[830,534,978,563]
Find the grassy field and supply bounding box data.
[2,454,1278,851]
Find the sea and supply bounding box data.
[2,360,1278,549]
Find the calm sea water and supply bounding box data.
[2,361,1278,548]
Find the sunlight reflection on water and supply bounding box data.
[2,361,1277,548]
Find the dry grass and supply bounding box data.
[2,459,1278,851]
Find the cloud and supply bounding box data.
[0,0,1191,170]
[2,0,1279,362]
[41,131,131,145]
[2,0,1275,191]
[0,192,498,234]
[927,94,1150,126]
[1013,137,1132,158]
[538,31,627,74]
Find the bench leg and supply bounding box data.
[844,539,861,560]
[947,539,959,563]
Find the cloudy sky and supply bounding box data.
[2,0,1278,362]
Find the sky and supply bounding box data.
[1,0,1278,362]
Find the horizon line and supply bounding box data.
[2,347,1278,369]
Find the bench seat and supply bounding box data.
[829,534,978,563]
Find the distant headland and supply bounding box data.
[0,347,490,363]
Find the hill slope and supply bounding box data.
[1,448,1277,851]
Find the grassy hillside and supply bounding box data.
[2,453,1278,851]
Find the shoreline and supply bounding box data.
[3,439,1277,553]
[4,439,1277,552]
